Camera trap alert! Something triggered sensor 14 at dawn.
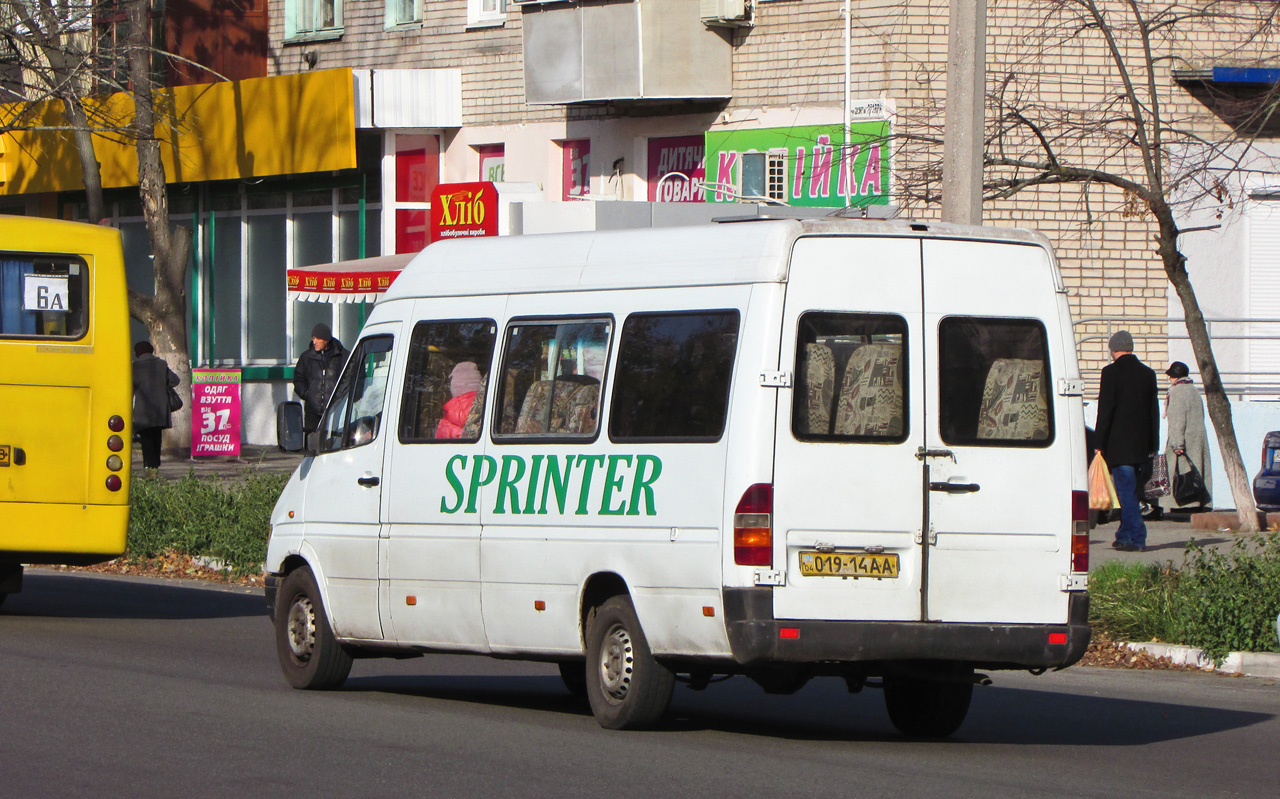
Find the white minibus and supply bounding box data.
[266,217,1091,736]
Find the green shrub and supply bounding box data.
[127,470,289,575]
[1088,560,1181,644]
[1175,533,1280,663]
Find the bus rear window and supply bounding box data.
[0,255,88,339]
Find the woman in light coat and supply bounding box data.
[1162,361,1212,510]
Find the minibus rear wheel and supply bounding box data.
[275,566,353,690]
[883,666,973,738]
[585,595,675,730]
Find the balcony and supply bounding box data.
[521,0,732,105]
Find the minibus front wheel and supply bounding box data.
[275,566,353,690]
[585,595,675,730]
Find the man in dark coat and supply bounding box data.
[132,341,180,469]
[1094,330,1160,551]
[293,323,347,433]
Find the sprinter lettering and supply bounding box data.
[440,453,663,517]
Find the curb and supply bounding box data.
[1125,641,1280,679]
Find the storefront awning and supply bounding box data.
[287,253,415,303]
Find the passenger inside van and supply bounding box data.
[436,361,484,439]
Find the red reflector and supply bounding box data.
[779,627,800,640]
[1048,632,1068,645]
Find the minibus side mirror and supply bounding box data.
[277,401,306,452]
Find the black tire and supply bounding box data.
[584,595,674,730]
[883,667,974,738]
[274,566,353,690]
[559,661,588,698]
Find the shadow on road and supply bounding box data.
[342,670,1273,746]
[0,572,265,621]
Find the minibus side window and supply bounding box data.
[318,335,395,453]
[494,318,612,439]
[398,319,497,443]
[0,255,88,339]
[609,310,739,442]
[792,312,908,443]
[937,317,1054,447]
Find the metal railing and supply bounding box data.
[1073,316,1280,398]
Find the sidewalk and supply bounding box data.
[130,443,304,480]
[1091,513,1247,567]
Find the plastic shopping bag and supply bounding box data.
[1088,453,1120,510]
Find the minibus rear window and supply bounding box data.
[610,310,739,442]
[937,316,1054,447]
[792,312,908,443]
[0,254,88,340]
[398,319,497,444]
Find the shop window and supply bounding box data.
[792,312,907,442]
[477,145,505,183]
[285,0,343,40]
[495,318,611,438]
[610,311,739,442]
[938,317,1053,447]
[561,139,590,201]
[394,134,439,254]
[399,319,497,443]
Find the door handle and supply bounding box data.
[929,481,980,494]
[357,475,380,487]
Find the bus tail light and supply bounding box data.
[108,415,125,432]
[734,483,773,567]
[1071,490,1089,572]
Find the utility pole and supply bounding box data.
[942,0,986,225]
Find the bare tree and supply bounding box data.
[4,0,203,453]
[899,0,1280,531]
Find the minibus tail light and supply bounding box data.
[1071,490,1089,572]
[734,483,773,567]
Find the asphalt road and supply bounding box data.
[2,572,1278,799]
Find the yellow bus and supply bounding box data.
[1,216,133,606]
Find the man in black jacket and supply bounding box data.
[1094,330,1159,551]
[293,323,347,434]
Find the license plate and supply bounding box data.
[799,551,899,578]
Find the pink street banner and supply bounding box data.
[191,369,242,458]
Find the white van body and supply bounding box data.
[265,218,1091,735]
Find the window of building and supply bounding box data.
[389,133,439,254]
[740,150,787,203]
[399,319,497,443]
[320,335,395,453]
[0,255,88,339]
[561,139,590,201]
[467,0,506,28]
[477,145,505,182]
[609,311,739,442]
[285,0,343,40]
[386,0,419,27]
[792,312,907,442]
[495,318,611,438]
[938,317,1053,447]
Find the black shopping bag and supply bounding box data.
[1172,453,1208,506]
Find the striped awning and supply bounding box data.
[286,253,414,303]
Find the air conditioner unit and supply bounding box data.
[701,0,752,27]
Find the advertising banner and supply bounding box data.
[647,135,705,202]
[191,369,242,458]
[430,182,499,244]
[703,122,892,207]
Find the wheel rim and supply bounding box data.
[598,621,635,704]
[286,594,317,663]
